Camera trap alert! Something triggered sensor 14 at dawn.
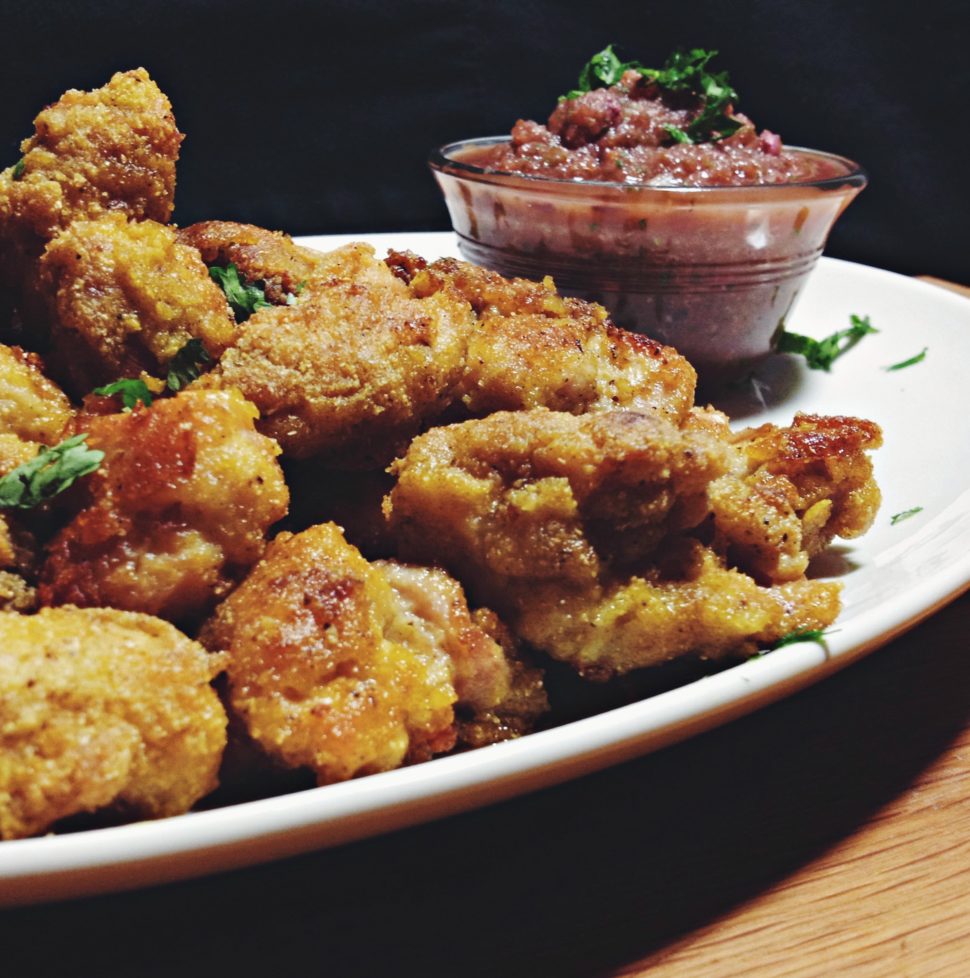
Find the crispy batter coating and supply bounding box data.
[709,413,884,583]
[388,407,733,591]
[200,243,474,465]
[387,407,880,677]
[200,523,537,783]
[517,542,842,677]
[177,220,326,304]
[0,343,73,443]
[38,213,236,394]
[39,389,289,624]
[393,252,697,422]
[0,606,226,840]
[0,68,182,289]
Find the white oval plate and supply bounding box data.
[3,233,969,906]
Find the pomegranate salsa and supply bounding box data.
[470,47,845,187]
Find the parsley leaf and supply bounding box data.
[12,158,26,180]
[166,338,211,392]
[0,434,103,510]
[777,314,878,371]
[563,46,742,143]
[884,348,927,371]
[93,378,154,410]
[563,44,640,99]
[771,628,830,650]
[890,507,923,525]
[642,48,742,144]
[209,263,271,321]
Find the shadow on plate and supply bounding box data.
[707,353,805,420]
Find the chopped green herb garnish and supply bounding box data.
[93,378,154,410]
[884,348,927,371]
[890,507,923,525]
[563,44,637,99]
[209,263,271,321]
[777,314,878,371]
[11,158,26,180]
[563,46,741,144]
[0,434,103,510]
[166,338,211,391]
[771,628,830,650]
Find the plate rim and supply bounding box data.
[3,238,969,905]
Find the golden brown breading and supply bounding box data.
[0,570,35,612]
[177,220,326,304]
[387,407,733,593]
[38,389,289,624]
[515,542,842,678]
[0,606,226,840]
[709,413,884,584]
[37,214,236,394]
[200,523,537,783]
[199,243,474,465]
[0,343,73,443]
[387,406,879,677]
[397,253,697,422]
[0,68,182,290]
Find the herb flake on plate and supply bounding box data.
[884,348,927,371]
[776,314,877,371]
[890,507,923,525]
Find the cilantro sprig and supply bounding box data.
[0,434,103,510]
[90,338,212,410]
[776,314,878,371]
[11,158,26,180]
[562,45,742,144]
[166,338,212,391]
[771,627,830,650]
[563,44,637,99]
[93,378,154,410]
[209,263,270,321]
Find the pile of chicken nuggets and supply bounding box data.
[0,70,882,839]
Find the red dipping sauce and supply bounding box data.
[431,66,866,390]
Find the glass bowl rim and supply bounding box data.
[429,136,868,195]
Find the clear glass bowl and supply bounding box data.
[430,137,867,391]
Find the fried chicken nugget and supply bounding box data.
[0,606,226,840]
[200,523,543,784]
[517,542,841,678]
[38,213,236,393]
[39,389,289,624]
[200,243,474,465]
[387,407,732,592]
[392,252,697,422]
[0,342,73,443]
[387,407,874,677]
[0,68,182,289]
[709,413,884,583]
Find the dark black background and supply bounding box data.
[1,0,967,281]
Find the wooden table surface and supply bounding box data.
[1,280,968,978]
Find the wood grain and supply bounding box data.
[916,275,970,298]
